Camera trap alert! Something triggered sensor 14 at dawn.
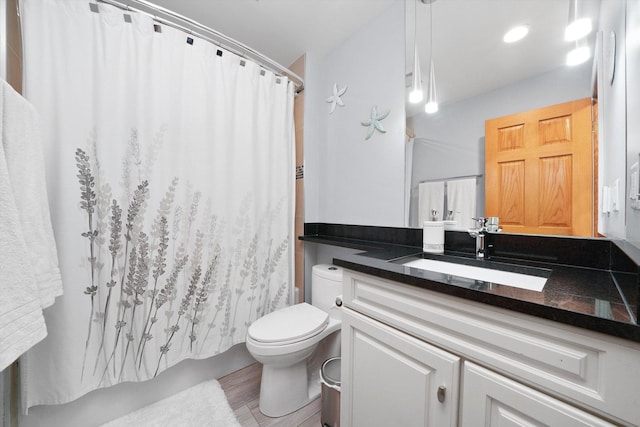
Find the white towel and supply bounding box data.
[0,79,62,370]
[418,181,445,224]
[1,80,62,308]
[0,85,48,371]
[446,178,477,231]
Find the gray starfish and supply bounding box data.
[361,106,390,140]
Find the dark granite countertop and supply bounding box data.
[301,224,640,343]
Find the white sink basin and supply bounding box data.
[402,258,547,292]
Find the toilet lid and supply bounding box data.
[248,303,329,344]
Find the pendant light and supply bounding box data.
[425,60,438,113]
[409,0,423,104]
[424,0,438,114]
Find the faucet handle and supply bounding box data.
[472,217,487,228]
[486,216,500,232]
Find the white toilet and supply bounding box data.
[246,264,343,417]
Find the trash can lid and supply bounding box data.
[321,357,341,387]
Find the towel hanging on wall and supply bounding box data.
[418,181,445,224]
[0,79,63,371]
[446,178,477,231]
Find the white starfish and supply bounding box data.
[326,83,347,114]
[361,106,390,140]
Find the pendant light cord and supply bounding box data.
[409,0,423,103]
[414,0,418,54]
[425,0,438,113]
[429,0,433,64]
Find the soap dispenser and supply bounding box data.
[423,210,445,254]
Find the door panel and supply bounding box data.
[497,123,525,150]
[538,155,572,227]
[498,161,526,225]
[539,114,572,145]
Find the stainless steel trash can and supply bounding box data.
[320,357,341,427]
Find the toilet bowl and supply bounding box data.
[246,264,343,417]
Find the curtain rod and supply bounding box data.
[96,0,304,92]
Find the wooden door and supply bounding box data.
[485,98,594,236]
[341,308,460,427]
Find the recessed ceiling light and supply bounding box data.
[503,25,529,43]
[566,46,591,66]
[565,17,592,41]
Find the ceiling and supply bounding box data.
[406,0,601,116]
[139,0,395,68]
[123,0,601,115]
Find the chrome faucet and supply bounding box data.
[468,217,488,259]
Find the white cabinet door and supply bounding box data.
[461,362,616,427]
[341,308,460,427]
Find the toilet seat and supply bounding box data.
[248,303,329,346]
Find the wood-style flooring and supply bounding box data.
[219,363,322,427]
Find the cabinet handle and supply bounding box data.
[437,385,446,403]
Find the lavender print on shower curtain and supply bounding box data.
[19,0,295,410]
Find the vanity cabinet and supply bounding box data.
[341,309,460,426]
[340,269,640,427]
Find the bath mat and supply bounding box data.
[100,379,240,427]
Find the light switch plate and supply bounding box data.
[602,185,611,214]
[637,153,640,198]
[631,158,640,210]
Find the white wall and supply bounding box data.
[626,0,640,248]
[1,4,8,424]
[304,1,406,227]
[597,0,627,239]
[0,0,6,81]
[407,63,592,226]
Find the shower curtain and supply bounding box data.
[19,0,294,409]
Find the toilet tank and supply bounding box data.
[311,264,343,317]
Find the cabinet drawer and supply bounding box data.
[343,270,640,426]
[461,362,615,427]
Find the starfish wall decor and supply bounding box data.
[361,106,390,140]
[326,83,347,114]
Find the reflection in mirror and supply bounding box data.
[405,0,602,237]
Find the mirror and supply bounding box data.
[404,0,604,235]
